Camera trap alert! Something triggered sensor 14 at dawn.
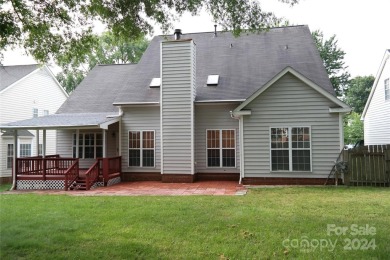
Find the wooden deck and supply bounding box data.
[14,155,121,190]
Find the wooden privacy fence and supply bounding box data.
[344,145,390,187]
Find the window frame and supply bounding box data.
[72,133,103,159]
[385,78,390,101]
[128,130,155,168]
[206,129,236,168]
[32,108,38,118]
[19,143,32,158]
[269,126,312,172]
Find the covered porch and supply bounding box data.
[1,113,123,191]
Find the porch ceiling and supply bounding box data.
[0,113,120,130]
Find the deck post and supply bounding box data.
[103,158,109,186]
[36,130,40,156]
[42,129,46,158]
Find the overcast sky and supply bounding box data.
[2,0,389,78]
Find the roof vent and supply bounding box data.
[207,75,219,86]
[174,29,182,40]
[149,78,161,88]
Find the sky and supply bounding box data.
[2,0,389,78]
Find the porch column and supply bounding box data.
[76,129,80,158]
[42,129,46,158]
[102,129,107,157]
[36,130,40,156]
[12,129,18,190]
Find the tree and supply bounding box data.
[312,30,350,97]
[1,0,298,64]
[344,112,364,145]
[57,32,149,93]
[344,75,374,114]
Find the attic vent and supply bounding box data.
[207,75,219,86]
[149,78,161,88]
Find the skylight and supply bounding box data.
[149,78,161,88]
[207,75,219,86]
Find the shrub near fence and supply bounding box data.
[344,145,390,187]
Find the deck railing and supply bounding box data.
[64,159,79,191]
[85,160,100,190]
[16,156,77,180]
[101,156,121,185]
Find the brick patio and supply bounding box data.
[3,181,247,196]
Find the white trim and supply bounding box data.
[128,130,156,168]
[196,99,245,103]
[339,114,344,150]
[190,40,195,175]
[269,126,312,172]
[206,129,237,168]
[239,116,244,183]
[42,129,46,158]
[362,50,390,119]
[232,110,252,117]
[113,102,160,106]
[329,107,352,113]
[160,41,164,174]
[234,67,350,113]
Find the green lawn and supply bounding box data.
[1,187,389,259]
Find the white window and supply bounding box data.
[33,108,38,118]
[7,144,13,169]
[72,133,103,159]
[207,129,236,167]
[20,144,32,158]
[385,78,389,101]
[44,110,49,116]
[38,144,43,156]
[128,131,155,167]
[270,127,311,171]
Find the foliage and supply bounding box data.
[344,112,364,144]
[345,75,375,114]
[312,30,350,97]
[1,0,298,64]
[1,187,389,259]
[56,32,149,93]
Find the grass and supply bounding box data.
[1,187,389,259]
[0,184,11,192]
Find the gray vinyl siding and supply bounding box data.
[195,104,240,173]
[121,106,160,172]
[243,72,340,178]
[160,40,195,174]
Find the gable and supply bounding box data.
[362,49,390,119]
[0,64,39,92]
[233,67,349,115]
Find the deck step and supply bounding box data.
[69,178,88,190]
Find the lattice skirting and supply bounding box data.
[107,177,121,186]
[17,180,65,190]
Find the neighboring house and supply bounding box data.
[362,49,390,145]
[1,25,351,186]
[0,64,68,183]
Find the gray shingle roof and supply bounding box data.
[57,64,136,113]
[0,64,39,91]
[114,25,334,104]
[59,25,334,113]
[1,129,34,137]
[1,113,118,129]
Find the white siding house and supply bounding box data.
[362,50,390,145]
[0,65,68,182]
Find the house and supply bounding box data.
[0,64,68,183]
[362,49,390,145]
[1,25,351,189]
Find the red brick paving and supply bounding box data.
[3,181,247,196]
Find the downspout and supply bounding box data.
[118,106,123,156]
[230,111,244,184]
[11,129,18,190]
